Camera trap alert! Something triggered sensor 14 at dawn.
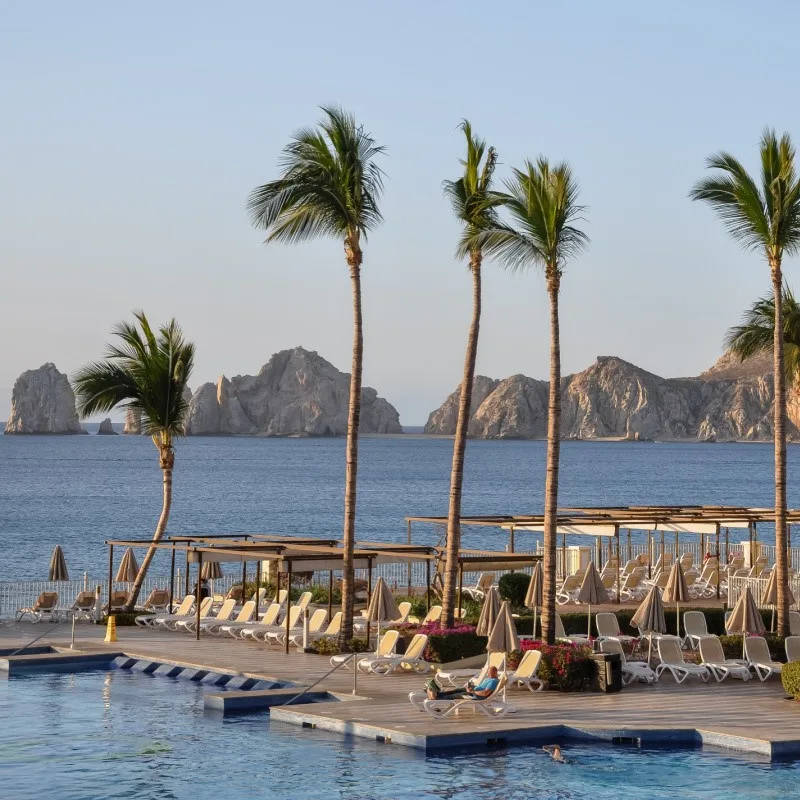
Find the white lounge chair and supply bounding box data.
[291,611,343,649]
[422,674,508,719]
[236,603,282,640]
[16,592,59,623]
[556,575,581,605]
[683,611,712,650]
[209,600,257,637]
[156,596,212,630]
[744,636,782,681]
[789,611,800,637]
[655,638,710,684]
[266,608,326,647]
[595,612,635,645]
[507,649,544,692]
[435,651,506,688]
[61,590,97,622]
[786,636,800,662]
[330,629,399,669]
[244,605,302,642]
[137,595,194,627]
[178,598,236,633]
[555,614,590,645]
[699,636,751,682]
[600,639,656,685]
[358,633,431,676]
[463,573,495,601]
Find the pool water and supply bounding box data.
[0,671,797,800]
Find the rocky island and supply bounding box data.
[425,352,796,442]
[185,347,402,436]
[4,363,86,435]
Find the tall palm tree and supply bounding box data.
[440,122,499,628]
[691,130,800,637]
[479,158,588,644]
[73,312,195,611]
[726,287,800,385]
[247,106,385,642]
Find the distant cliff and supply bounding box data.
[424,352,796,441]
[4,363,86,435]
[185,347,402,436]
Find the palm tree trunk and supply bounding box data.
[341,237,364,644]
[442,255,482,628]
[772,259,790,637]
[541,277,562,645]
[125,448,173,611]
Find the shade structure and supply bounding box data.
[762,569,796,632]
[726,586,766,659]
[201,561,223,581]
[662,560,689,632]
[115,547,139,583]
[486,600,520,655]
[576,562,608,637]
[525,562,544,639]
[48,545,69,582]
[475,586,501,637]
[631,585,667,663]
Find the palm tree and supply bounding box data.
[691,130,800,637]
[247,106,385,643]
[479,158,588,644]
[440,122,499,629]
[726,287,800,385]
[73,312,195,611]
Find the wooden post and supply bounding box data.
[284,560,292,654]
[107,544,114,611]
[647,531,652,579]
[255,561,261,620]
[715,524,721,600]
[725,528,730,565]
[509,526,515,553]
[458,562,463,614]
[660,531,665,564]
[365,558,373,649]
[627,528,631,562]
[195,551,203,641]
[328,570,333,622]
[169,546,176,610]
[407,519,412,595]
[426,558,431,612]
[615,526,620,604]
[184,549,190,596]
[241,560,247,602]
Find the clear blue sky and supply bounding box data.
[2,1,799,424]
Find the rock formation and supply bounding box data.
[425,353,798,442]
[122,408,142,435]
[185,347,402,436]
[97,418,117,435]
[4,363,86,435]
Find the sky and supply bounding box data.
[3,1,800,425]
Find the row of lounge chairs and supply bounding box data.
[16,589,170,623]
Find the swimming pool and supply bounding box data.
[0,670,797,800]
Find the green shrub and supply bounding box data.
[782,661,800,698]
[102,612,139,627]
[425,629,487,663]
[310,636,341,655]
[310,585,342,605]
[395,595,429,619]
[346,637,369,653]
[499,573,531,607]
[509,642,594,692]
[719,634,786,663]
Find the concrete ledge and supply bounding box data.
[200,672,231,686]
[0,650,124,676]
[153,664,184,678]
[206,687,338,714]
[130,660,160,674]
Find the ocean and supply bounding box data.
[1,434,798,582]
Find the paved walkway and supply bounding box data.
[1,620,796,758]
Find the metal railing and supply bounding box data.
[727,574,800,610]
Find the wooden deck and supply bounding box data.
[1,620,798,759]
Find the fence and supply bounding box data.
[727,574,800,611]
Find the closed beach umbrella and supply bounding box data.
[487,601,519,697]
[525,562,544,639]
[115,547,139,584]
[576,562,608,637]
[662,560,689,635]
[201,560,223,598]
[476,586,501,637]
[762,569,795,632]
[631,585,667,664]
[726,585,766,659]
[365,577,401,653]
[48,545,69,582]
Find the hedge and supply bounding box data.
[782,661,800,698]
[719,634,786,663]
[499,573,531,607]
[509,641,594,692]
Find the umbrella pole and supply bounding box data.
[587,603,592,638]
[533,607,538,640]
[647,635,653,667]
[676,602,680,639]
[772,605,776,633]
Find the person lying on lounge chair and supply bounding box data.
[425,666,501,700]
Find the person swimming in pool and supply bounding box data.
[543,744,567,763]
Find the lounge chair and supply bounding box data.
[786,636,800,662]
[699,636,751,682]
[291,611,343,648]
[237,603,283,640]
[600,639,656,685]
[683,611,712,650]
[357,633,431,675]
[422,674,508,719]
[655,638,710,684]
[596,612,636,645]
[16,592,59,623]
[409,605,443,625]
[330,629,399,669]
[463,573,495,601]
[556,575,580,605]
[137,595,194,627]
[178,598,236,633]
[266,608,327,648]
[209,600,257,637]
[138,589,170,613]
[790,611,800,637]
[244,605,302,642]
[744,636,782,681]
[105,591,129,613]
[555,614,590,645]
[61,590,97,622]
[435,651,506,688]
[619,572,646,601]
[158,597,212,631]
[508,649,544,692]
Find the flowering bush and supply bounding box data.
[393,623,486,663]
[509,640,594,692]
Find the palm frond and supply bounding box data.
[247,106,385,245]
